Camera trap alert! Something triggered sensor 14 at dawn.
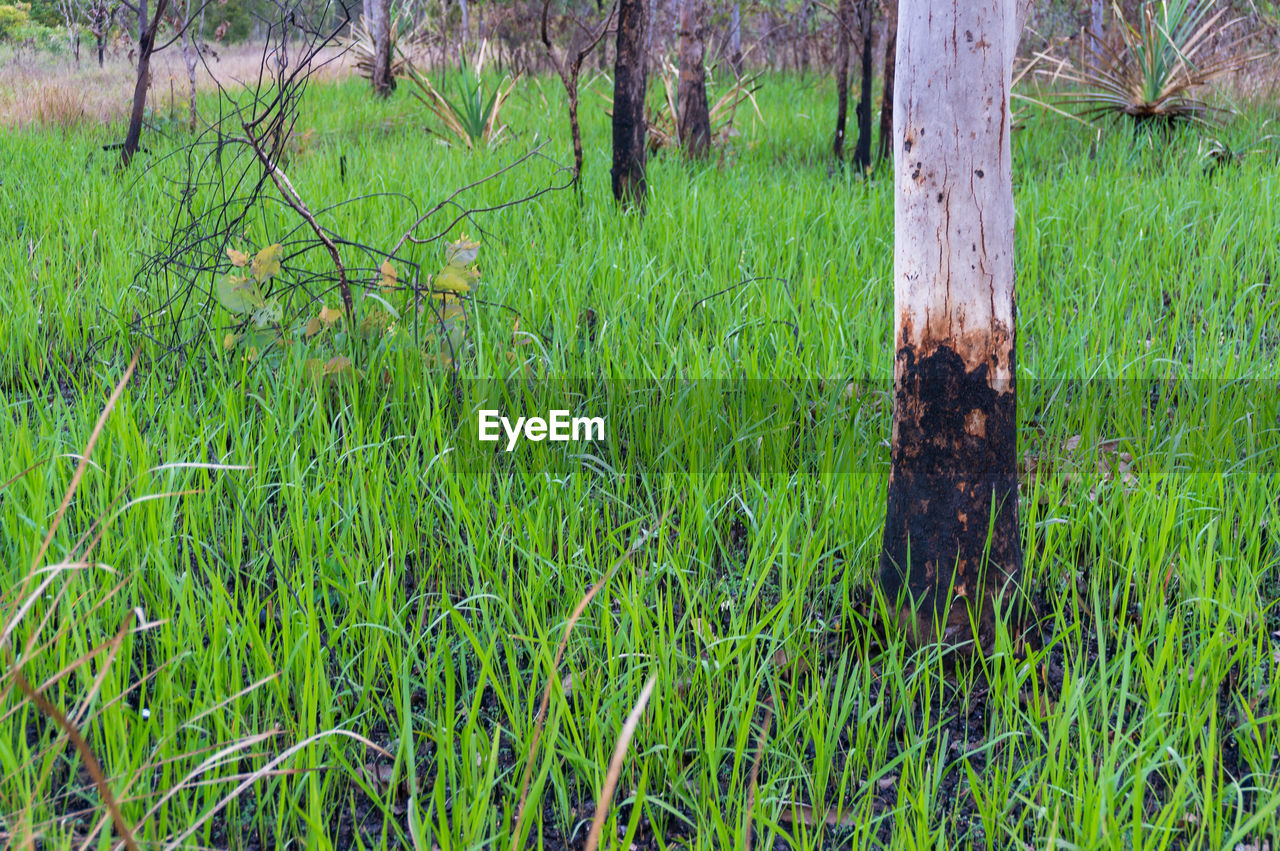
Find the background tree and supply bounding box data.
[85,0,117,66]
[1087,0,1103,71]
[611,0,649,207]
[541,0,614,184]
[832,0,851,160]
[676,0,711,157]
[727,0,742,76]
[55,0,81,61]
[371,0,394,95]
[851,0,874,170]
[877,0,896,162]
[119,0,169,166]
[170,0,204,131]
[879,0,1030,648]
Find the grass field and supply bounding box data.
[3,64,1280,849]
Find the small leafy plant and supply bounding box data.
[214,235,484,379]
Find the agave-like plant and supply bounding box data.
[1059,0,1264,129]
[344,14,409,83]
[403,44,518,149]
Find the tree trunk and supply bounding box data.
[798,0,812,75]
[97,32,106,67]
[371,0,394,95]
[728,1,742,76]
[121,0,167,167]
[611,0,649,208]
[832,0,851,161]
[459,0,469,56]
[181,22,198,131]
[877,0,897,163]
[851,0,874,170]
[1088,0,1104,72]
[879,0,1024,650]
[677,0,710,157]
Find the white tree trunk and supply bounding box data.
[880,0,1025,647]
[893,0,1017,382]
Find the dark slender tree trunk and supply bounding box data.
[832,0,851,161]
[877,0,896,163]
[728,1,742,76]
[879,0,1029,651]
[676,0,710,157]
[120,0,167,167]
[851,0,873,171]
[372,0,394,95]
[611,0,649,208]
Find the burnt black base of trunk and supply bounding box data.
[879,343,1024,651]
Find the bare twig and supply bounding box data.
[241,124,354,318]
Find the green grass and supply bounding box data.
[2,69,1280,849]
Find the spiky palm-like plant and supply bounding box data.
[1060,0,1263,129]
[404,45,517,149]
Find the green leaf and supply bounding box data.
[215,274,265,314]
[445,237,480,266]
[434,265,475,294]
[251,244,284,282]
[251,298,282,329]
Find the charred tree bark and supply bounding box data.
[677,0,711,157]
[120,0,168,167]
[877,0,897,163]
[611,0,649,208]
[832,0,851,161]
[851,0,874,171]
[371,0,395,95]
[879,0,1028,650]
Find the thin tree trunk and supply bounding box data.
[851,0,873,170]
[677,0,710,157]
[611,0,649,208]
[1088,0,1104,71]
[728,0,741,76]
[181,26,198,130]
[877,0,897,163]
[371,0,394,95]
[120,0,167,167]
[879,0,1025,650]
[833,0,851,161]
[798,0,811,75]
[459,0,468,56]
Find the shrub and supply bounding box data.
[0,2,30,39]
